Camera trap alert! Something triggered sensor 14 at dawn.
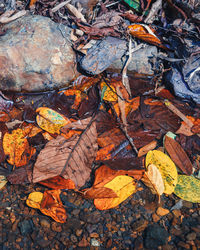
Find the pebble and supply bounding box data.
[80,210,101,224]
[18,220,33,236]
[152,213,160,223]
[51,222,62,233]
[78,236,89,247]
[75,229,83,237]
[91,238,100,247]
[178,241,190,249]
[172,209,182,218]
[186,232,197,241]
[90,233,99,238]
[131,218,148,232]
[70,234,78,243]
[40,219,50,229]
[156,207,170,217]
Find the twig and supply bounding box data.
[0,10,26,24]
[122,38,132,98]
[144,0,162,24]
[52,0,71,13]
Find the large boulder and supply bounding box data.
[0,15,79,92]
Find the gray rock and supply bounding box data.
[18,220,33,236]
[0,15,79,92]
[144,224,168,249]
[80,36,157,75]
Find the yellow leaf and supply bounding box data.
[36,107,70,134]
[26,192,44,209]
[94,175,136,210]
[3,129,36,167]
[142,164,164,196]
[0,175,7,190]
[146,150,178,194]
[174,175,200,203]
[100,82,118,102]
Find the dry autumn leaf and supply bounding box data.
[164,135,193,175]
[142,164,164,198]
[33,117,97,188]
[40,190,67,223]
[82,187,118,199]
[146,150,178,194]
[3,128,36,167]
[26,192,44,209]
[36,107,70,134]
[128,24,169,50]
[174,175,200,203]
[138,140,157,157]
[94,175,136,210]
[39,176,75,190]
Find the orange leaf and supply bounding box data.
[29,0,38,7]
[3,128,36,167]
[63,89,85,109]
[40,190,67,223]
[96,144,115,161]
[39,176,75,190]
[82,187,118,199]
[128,24,168,50]
[0,107,22,122]
[144,98,163,106]
[138,140,157,157]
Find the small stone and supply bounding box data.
[183,200,193,208]
[131,218,148,232]
[178,241,190,249]
[70,234,78,243]
[18,220,33,236]
[186,232,197,241]
[106,238,112,248]
[75,229,83,237]
[152,213,160,223]
[37,239,51,248]
[144,224,169,249]
[172,209,182,218]
[51,222,62,232]
[40,219,50,229]
[78,236,89,247]
[80,210,101,224]
[90,233,99,238]
[91,238,100,247]
[156,207,170,217]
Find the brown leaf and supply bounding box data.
[164,136,193,175]
[82,187,118,199]
[7,165,33,184]
[138,140,157,157]
[39,176,75,190]
[191,124,200,134]
[33,117,98,188]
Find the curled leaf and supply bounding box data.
[142,164,164,196]
[174,175,200,203]
[36,107,70,134]
[94,175,136,210]
[146,150,178,194]
[83,187,118,199]
[26,192,44,209]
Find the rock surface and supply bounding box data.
[0,15,79,92]
[80,36,158,75]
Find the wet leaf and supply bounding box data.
[142,164,164,196]
[174,175,200,203]
[164,136,193,175]
[146,150,178,194]
[94,175,136,210]
[123,0,141,12]
[0,175,7,190]
[39,176,75,190]
[40,190,67,223]
[128,24,168,50]
[33,117,97,188]
[83,187,118,199]
[36,107,70,134]
[7,164,33,184]
[3,128,36,167]
[138,140,157,157]
[26,192,43,209]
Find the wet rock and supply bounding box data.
[18,220,33,236]
[40,219,50,229]
[186,232,196,241]
[0,15,79,92]
[79,210,101,224]
[156,207,170,217]
[91,238,100,247]
[70,234,78,243]
[80,36,157,75]
[78,235,89,247]
[51,222,62,232]
[144,224,168,249]
[131,218,148,232]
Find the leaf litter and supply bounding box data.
[0,0,200,228]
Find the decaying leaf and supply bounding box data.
[39,176,75,190]
[146,150,178,194]
[3,128,36,167]
[142,164,164,197]
[174,175,200,203]
[36,107,70,134]
[82,187,118,199]
[26,192,44,209]
[164,136,193,175]
[7,164,33,184]
[94,175,136,210]
[0,175,7,190]
[40,190,67,223]
[138,140,157,157]
[33,117,97,188]
[100,81,118,102]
